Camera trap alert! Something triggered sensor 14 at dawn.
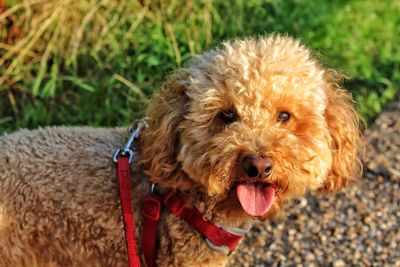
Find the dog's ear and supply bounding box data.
[140,71,190,188]
[319,72,364,193]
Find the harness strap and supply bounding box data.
[142,193,162,267]
[115,122,244,267]
[163,191,243,251]
[117,155,141,267]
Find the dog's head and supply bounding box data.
[141,36,363,220]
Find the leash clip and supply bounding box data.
[113,119,148,163]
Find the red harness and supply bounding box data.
[114,124,244,267]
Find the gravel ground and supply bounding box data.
[230,98,400,267]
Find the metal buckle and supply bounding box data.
[204,239,230,255]
[113,147,135,163]
[113,119,148,163]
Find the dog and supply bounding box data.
[0,35,363,266]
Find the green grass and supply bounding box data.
[1,0,399,134]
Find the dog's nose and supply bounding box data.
[242,156,273,179]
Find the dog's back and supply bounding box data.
[0,127,129,266]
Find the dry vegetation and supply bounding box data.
[0,0,399,133]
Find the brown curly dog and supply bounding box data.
[0,35,363,266]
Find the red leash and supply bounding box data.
[115,122,246,267]
[117,156,141,267]
[114,123,146,267]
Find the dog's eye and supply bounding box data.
[277,111,291,123]
[219,110,238,125]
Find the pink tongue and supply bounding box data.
[236,184,275,216]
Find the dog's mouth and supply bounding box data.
[236,182,275,217]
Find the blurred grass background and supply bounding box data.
[0,0,399,134]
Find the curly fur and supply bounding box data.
[0,35,363,266]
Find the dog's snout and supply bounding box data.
[242,156,273,179]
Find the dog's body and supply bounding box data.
[0,127,232,266]
[0,36,363,266]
